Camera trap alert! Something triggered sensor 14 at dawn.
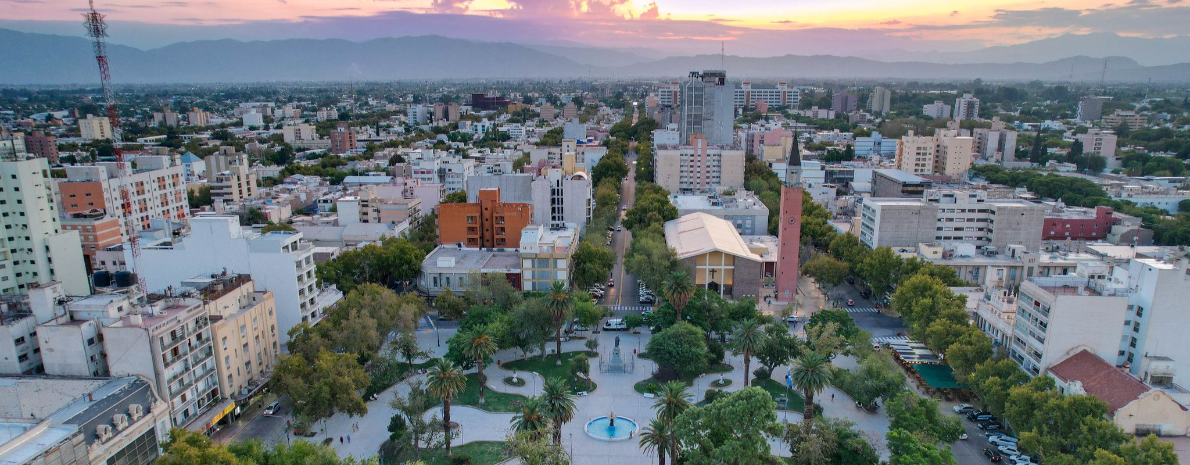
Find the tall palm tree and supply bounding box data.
[426,359,467,457]
[511,395,551,438]
[790,352,832,428]
[731,319,767,387]
[541,377,577,446]
[661,270,695,322]
[652,381,691,465]
[460,325,499,405]
[545,281,573,366]
[639,418,671,465]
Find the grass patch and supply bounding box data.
[366,358,439,398]
[453,373,529,413]
[632,362,732,395]
[503,351,597,393]
[503,376,526,387]
[707,362,732,373]
[400,441,508,465]
[633,378,692,395]
[751,378,807,412]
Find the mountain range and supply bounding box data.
[3,28,1190,85]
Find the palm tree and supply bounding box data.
[541,377,577,445]
[652,381,691,465]
[731,319,767,387]
[661,270,695,322]
[511,395,551,438]
[639,418,671,465]
[460,325,499,405]
[545,281,573,366]
[790,352,832,428]
[426,359,467,457]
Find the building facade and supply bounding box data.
[680,70,735,146]
[438,188,533,249]
[655,135,745,194]
[0,157,89,295]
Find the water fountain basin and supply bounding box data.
[584,416,638,441]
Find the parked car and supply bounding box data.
[979,422,1004,431]
[959,433,969,440]
[264,401,282,416]
[953,403,976,413]
[997,444,1020,456]
[988,436,1018,447]
[967,410,993,421]
[786,315,800,324]
[616,226,623,232]
[846,276,855,284]
[602,319,628,331]
[983,448,1003,462]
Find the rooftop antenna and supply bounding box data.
[1100,59,1107,89]
[720,41,725,70]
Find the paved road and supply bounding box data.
[602,149,645,315]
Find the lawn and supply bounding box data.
[452,373,529,413]
[633,362,733,395]
[502,351,597,393]
[396,441,508,465]
[751,378,808,413]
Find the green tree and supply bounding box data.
[442,190,467,203]
[944,327,993,382]
[541,377,577,445]
[646,322,709,378]
[389,380,443,459]
[661,270,696,322]
[388,331,429,371]
[967,358,1029,417]
[570,354,592,390]
[316,238,427,293]
[187,184,213,208]
[886,428,956,465]
[511,396,551,438]
[158,429,248,465]
[805,309,860,340]
[730,319,767,386]
[802,255,850,303]
[545,281,573,365]
[572,240,615,290]
[426,360,467,457]
[834,352,906,407]
[886,391,964,443]
[1119,434,1180,465]
[856,246,902,300]
[673,387,782,465]
[435,288,466,320]
[261,222,296,233]
[755,324,802,374]
[790,352,832,427]
[271,349,369,422]
[639,418,672,465]
[507,431,570,465]
[890,274,968,339]
[459,325,499,404]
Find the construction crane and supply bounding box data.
[84,0,145,291]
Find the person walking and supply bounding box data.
[347,434,351,443]
[339,436,344,444]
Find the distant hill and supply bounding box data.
[2,28,1188,85]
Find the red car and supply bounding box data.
[607,279,614,287]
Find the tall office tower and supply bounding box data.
[680,70,735,146]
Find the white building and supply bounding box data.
[241,111,265,128]
[922,100,952,119]
[973,118,1018,163]
[734,82,799,110]
[671,190,770,235]
[1075,129,1119,170]
[1110,258,1190,388]
[78,115,113,141]
[953,93,980,121]
[282,124,319,145]
[859,190,1045,251]
[1010,274,1130,376]
[868,87,892,115]
[0,157,89,295]
[655,135,745,194]
[107,215,340,338]
[519,223,577,292]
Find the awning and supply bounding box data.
[185,399,236,432]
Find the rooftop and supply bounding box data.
[423,245,521,274]
[875,169,928,184]
[664,213,762,261]
[671,191,769,212]
[1048,349,1153,413]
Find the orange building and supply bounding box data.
[438,188,532,249]
[60,212,124,273]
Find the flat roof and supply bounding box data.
[422,246,521,274]
[874,169,928,184]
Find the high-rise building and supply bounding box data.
[24,131,59,163]
[187,107,211,126]
[282,123,318,144]
[972,117,1018,163]
[680,70,735,146]
[438,188,533,249]
[775,186,803,303]
[205,150,258,203]
[922,100,952,119]
[1077,96,1106,122]
[518,224,577,291]
[153,109,179,127]
[433,103,461,123]
[953,93,980,121]
[655,135,745,194]
[1010,274,1129,376]
[78,114,113,141]
[182,274,280,407]
[316,107,340,122]
[56,155,189,234]
[241,111,264,128]
[831,92,858,113]
[895,123,974,178]
[859,190,1045,250]
[562,103,579,120]
[329,123,357,154]
[1102,110,1147,132]
[868,87,892,115]
[0,157,89,295]
[657,81,681,106]
[1075,129,1119,166]
[734,82,799,110]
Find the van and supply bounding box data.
[602,319,628,331]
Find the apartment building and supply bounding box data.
[336,187,423,226]
[972,118,1018,162]
[1074,129,1118,159]
[953,93,980,121]
[655,135,745,194]
[1102,110,1147,132]
[895,124,975,178]
[974,287,1018,347]
[329,123,357,155]
[282,123,318,145]
[78,115,113,141]
[187,107,211,127]
[466,169,593,233]
[0,157,90,295]
[56,155,189,234]
[102,297,220,427]
[562,103,578,120]
[922,101,951,119]
[1077,96,1106,122]
[868,87,892,115]
[24,131,59,163]
[1010,274,1130,376]
[60,212,123,272]
[657,81,681,106]
[680,70,735,146]
[182,274,280,404]
[153,110,179,127]
[672,190,770,235]
[734,82,799,110]
[859,190,1045,251]
[316,107,339,122]
[871,169,931,198]
[0,376,171,465]
[831,92,858,113]
[1110,258,1190,388]
[439,188,532,249]
[241,111,264,128]
[519,223,577,292]
[205,150,258,203]
[106,215,338,337]
[0,284,69,375]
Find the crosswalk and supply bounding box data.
[845,307,881,313]
[603,305,654,312]
[872,335,910,344]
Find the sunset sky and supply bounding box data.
[1,0,1187,55]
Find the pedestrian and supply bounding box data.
[347,434,351,443]
[339,436,344,444]
[831,393,835,401]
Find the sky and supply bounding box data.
[2,0,1189,56]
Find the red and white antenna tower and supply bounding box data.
[84,0,145,291]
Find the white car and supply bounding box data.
[264,401,282,416]
[988,436,1018,447]
[602,319,628,331]
[952,403,974,413]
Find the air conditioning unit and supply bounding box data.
[113,413,128,430]
[96,424,113,442]
[129,404,144,421]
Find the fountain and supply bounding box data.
[584,414,638,441]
